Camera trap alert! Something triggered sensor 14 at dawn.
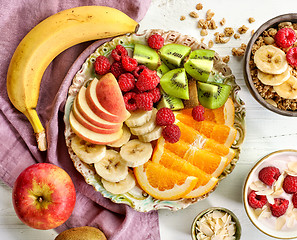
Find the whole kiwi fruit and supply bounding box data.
[55,226,107,240]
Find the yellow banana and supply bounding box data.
[7,6,139,151]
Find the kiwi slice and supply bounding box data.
[157,90,184,110]
[160,68,189,100]
[133,43,161,70]
[159,43,191,69]
[197,81,231,109]
[184,49,215,82]
[156,62,170,78]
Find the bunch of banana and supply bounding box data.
[7,6,139,151]
[254,45,297,99]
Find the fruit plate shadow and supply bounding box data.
[63,29,246,212]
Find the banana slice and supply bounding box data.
[101,170,136,194]
[273,75,297,99]
[94,150,128,182]
[257,66,291,86]
[138,126,163,143]
[254,45,288,75]
[120,139,153,167]
[125,109,153,128]
[129,108,157,135]
[107,125,131,148]
[71,135,106,164]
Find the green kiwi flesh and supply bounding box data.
[159,43,191,69]
[133,44,161,70]
[184,49,215,82]
[156,62,170,78]
[197,82,231,109]
[157,90,184,110]
[160,68,189,100]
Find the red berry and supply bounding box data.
[192,105,205,122]
[110,61,126,79]
[286,47,297,66]
[118,73,136,92]
[94,55,111,75]
[247,190,267,209]
[282,175,297,194]
[122,56,138,72]
[123,92,137,111]
[269,198,289,217]
[111,45,128,61]
[162,124,181,143]
[133,65,148,78]
[147,34,165,50]
[292,193,297,208]
[136,68,160,92]
[135,92,154,111]
[156,108,175,126]
[258,166,281,186]
[275,28,296,48]
[148,87,161,103]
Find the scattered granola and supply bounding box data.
[232,43,247,56]
[220,18,226,26]
[206,9,215,21]
[234,33,240,39]
[200,29,208,36]
[189,11,199,18]
[208,19,218,30]
[248,17,255,23]
[224,27,234,37]
[222,56,230,63]
[208,40,214,48]
[196,3,203,11]
[197,19,208,29]
[180,15,186,21]
[238,25,249,34]
[215,32,230,44]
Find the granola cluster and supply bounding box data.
[250,22,297,111]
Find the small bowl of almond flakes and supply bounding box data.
[191,207,241,240]
[244,13,297,117]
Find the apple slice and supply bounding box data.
[69,111,123,145]
[95,74,130,121]
[75,86,122,130]
[72,100,122,134]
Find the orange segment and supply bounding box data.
[179,98,235,126]
[152,144,218,198]
[176,114,237,148]
[134,161,198,200]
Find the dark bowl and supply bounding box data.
[243,13,297,117]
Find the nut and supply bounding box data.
[264,36,275,45]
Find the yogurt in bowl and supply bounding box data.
[243,149,297,239]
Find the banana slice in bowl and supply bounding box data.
[273,75,297,99]
[257,66,291,86]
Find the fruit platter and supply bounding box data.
[63,29,246,212]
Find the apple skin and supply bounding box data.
[12,163,76,230]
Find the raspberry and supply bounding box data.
[135,92,154,111]
[192,105,205,121]
[162,124,181,143]
[247,190,267,209]
[156,108,175,126]
[147,34,165,50]
[133,65,148,78]
[269,198,289,217]
[258,166,281,186]
[148,87,161,103]
[292,192,297,208]
[94,55,111,75]
[118,73,136,92]
[110,61,126,79]
[282,175,297,194]
[286,47,297,67]
[123,92,137,111]
[111,45,128,61]
[136,68,160,92]
[122,56,138,72]
[274,28,296,48]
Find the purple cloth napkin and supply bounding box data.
[0,0,160,239]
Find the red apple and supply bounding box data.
[69,111,123,144]
[12,163,76,230]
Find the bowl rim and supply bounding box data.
[191,207,241,240]
[243,13,297,117]
[243,149,297,239]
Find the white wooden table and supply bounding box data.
[1,0,297,239]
